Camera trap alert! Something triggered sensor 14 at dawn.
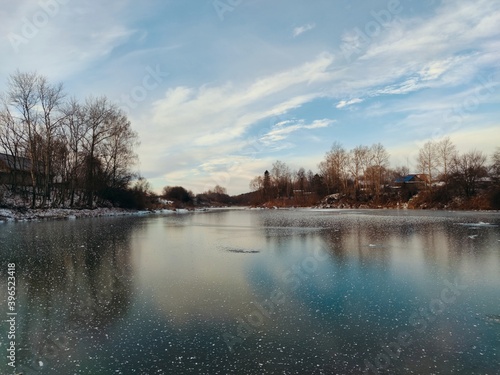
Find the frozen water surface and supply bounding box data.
[0,209,499,374]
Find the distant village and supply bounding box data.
[238,139,500,210]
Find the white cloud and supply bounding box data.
[334,0,500,101]
[0,1,137,85]
[336,98,363,109]
[260,118,334,144]
[293,23,316,37]
[147,53,335,150]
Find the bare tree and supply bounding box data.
[451,150,488,197]
[100,111,138,189]
[319,142,349,194]
[249,175,264,202]
[212,185,227,195]
[7,71,41,207]
[82,96,115,206]
[271,160,291,198]
[306,169,314,189]
[365,143,389,199]
[61,98,87,206]
[37,75,66,205]
[295,167,306,192]
[436,137,456,183]
[417,140,439,189]
[349,145,371,198]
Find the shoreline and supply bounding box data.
[0,207,201,223]
[0,206,254,223]
[1,205,499,223]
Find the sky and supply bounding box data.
[1,0,499,195]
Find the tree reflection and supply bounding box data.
[0,218,134,372]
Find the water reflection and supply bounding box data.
[0,218,133,374]
[0,210,498,374]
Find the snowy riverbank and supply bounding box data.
[0,207,203,222]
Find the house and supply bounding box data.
[393,174,429,191]
[0,153,33,185]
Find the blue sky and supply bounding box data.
[1,0,499,194]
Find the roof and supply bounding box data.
[394,174,426,184]
[0,153,33,172]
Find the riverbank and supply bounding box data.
[254,189,500,211]
[0,207,204,222]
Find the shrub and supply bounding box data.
[162,186,192,203]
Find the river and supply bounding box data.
[0,208,499,374]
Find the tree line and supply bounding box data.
[161,185,231,207]
[0,71,141,209]
[249,138,500,209]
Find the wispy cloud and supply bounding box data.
[260,118,335,144]
[0,1,137,83]
[148,53,335,148]
[293,23,316,37]
[336,98,363,109]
